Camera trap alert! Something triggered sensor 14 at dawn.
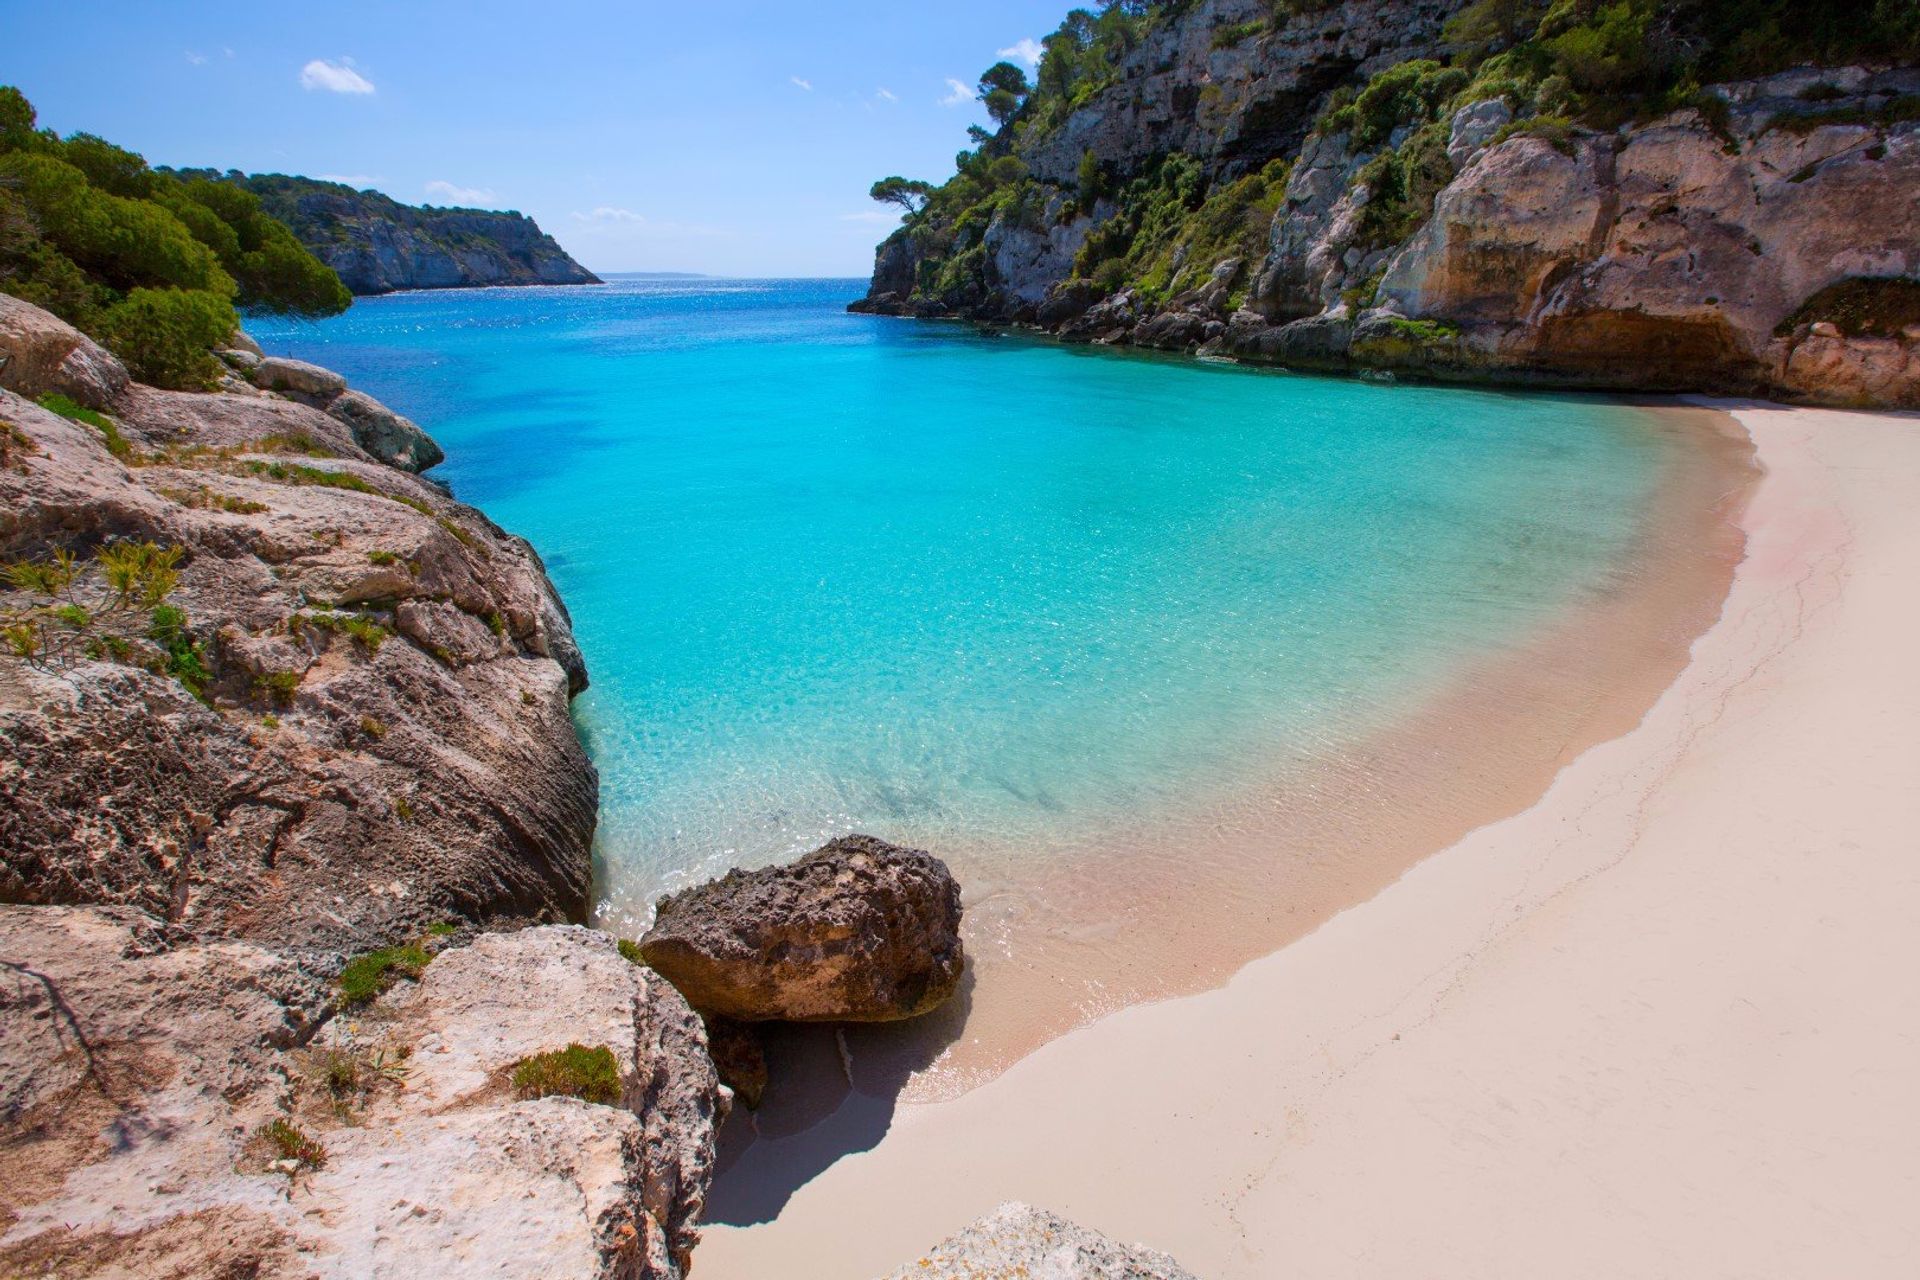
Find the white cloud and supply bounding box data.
[940,78,973,107]
[185,51,208,66]
[998,38,1044,69]
[790,76,813,91]
[573,206,645,224]
[320,174,377,187]
[424,180,498,206]
[300,58,375,94]
[876,87,898,103]
[569,208,728,238]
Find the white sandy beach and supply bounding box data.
[699,401,1920,1279]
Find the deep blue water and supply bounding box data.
[251,277,1673,932]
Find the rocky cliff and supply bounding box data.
[0,296,729,1279]
[172,172,601,296]
[854,0,1920,408]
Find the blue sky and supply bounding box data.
[3,0,1072,276]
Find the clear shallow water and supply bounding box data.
[251,277,1673,933]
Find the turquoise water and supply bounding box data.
[251,277,1672,933]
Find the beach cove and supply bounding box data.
[697,401,1920,1278]
[251,279,1756,1103]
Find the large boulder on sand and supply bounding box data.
[640,834,965,1023]
[879,1203,1201,1280]
[0,291,129,409]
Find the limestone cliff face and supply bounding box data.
[1019,0,1462,186]
[855,0,1920,409]
[191,173,602,296]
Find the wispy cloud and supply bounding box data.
[300,58,375,94]
[570,208,729,237]
[424,180,497,206]
[790,76,813,91]
[998,38,1044,69]
[185,51,208,66]
[940,77,973,107]
[876,87,898,103]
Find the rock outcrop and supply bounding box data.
[1,347,592,954]
[853,0,1920,409]
[168,172,602,296]
[0,292,130,410]
[639,834,965,1024]
[0,310,740,1275]
[0,912,726,1280]
[878,1203,1201,1280]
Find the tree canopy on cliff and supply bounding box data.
[0,86,350,388]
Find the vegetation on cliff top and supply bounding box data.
[0,85,349,388]
[861,0,1920,317]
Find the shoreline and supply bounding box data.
[762,400,1757,1108]
[697,399,1920,1277]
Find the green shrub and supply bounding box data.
[98,287,237,390]
[616,938,645,965]
[511,1044,622,1105]
[1353,123,1456,249]
[336,944,432,1007]
[0,85,348,381]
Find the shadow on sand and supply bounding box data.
[701,965,974,1226]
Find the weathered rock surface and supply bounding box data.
[1018,0,1461,187]
[0,299,592,955]
[640,834,965,1024]
[251,355,348,400]
[0,291,131,410]
[326,388,444,472]
[878,1203,1201,1280]
[0,912,725,1280]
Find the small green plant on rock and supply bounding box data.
[616,938,645,966]
[259,1118,327,1170]
[510,1044,622,1105]
[35,393,136,462]
[253,669,301,708]
[336,943,432,1008]
[1,542,205,699]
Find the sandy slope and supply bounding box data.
[699,402,1920,1279]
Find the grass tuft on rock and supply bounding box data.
[37,392,134,461]
[259,1118,327,1169]
[336,943,431,1007]
[616,937,645,966]
[511,1043,622,1105]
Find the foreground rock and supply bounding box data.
[878,1203,1201,1280]
[0,912,725,1280]
[640,834,964,1023]
[0,291,130,410]
[0,309,591,955]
